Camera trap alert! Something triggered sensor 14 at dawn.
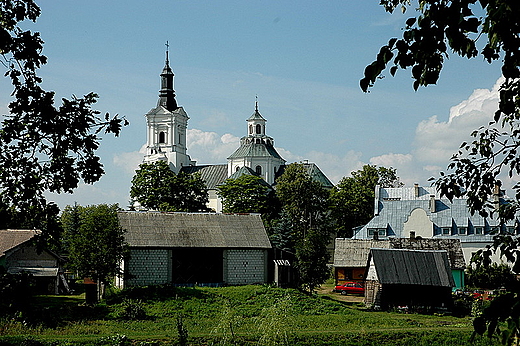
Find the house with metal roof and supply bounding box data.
[353,184,516,264]
[0,229,67,294]
[140,53,332,212]
[117,212,272,288]
[365,248,455,310]
[333,238,466,289]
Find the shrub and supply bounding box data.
[116,299,147,320]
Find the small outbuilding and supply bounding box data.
[365,248,455,311]
[0,229,67,294]
[117,212,272,288]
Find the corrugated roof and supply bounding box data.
[370,248,455,287]
[0,230,40,257]
[334,238,465,269]
[180,165,228,189]
[118,212,272,249]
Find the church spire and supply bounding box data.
[158,41,178,111]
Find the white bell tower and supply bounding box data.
[143,43,194,173]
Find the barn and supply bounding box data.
[0,229,67,294]
[117,212,272,288]
[365,248,455,311]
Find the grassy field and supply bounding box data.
[0,284,501,346]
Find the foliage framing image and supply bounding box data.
[0,0,127,240]
[361,0,520,343]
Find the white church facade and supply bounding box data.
[142,53,333,212]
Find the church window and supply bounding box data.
[249,125,253,134]
[255,165,262,175]
[159,131,166,144]
[235,166,240,172]
[475,227,483,235]
[256,124,262,134]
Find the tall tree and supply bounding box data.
[0,0,126,240]
[275,163,332,292]
[130,161,210,212]
[217,174,278,217]
[330,165,402,238]
[61,204,127,286]
[361,1,520,343]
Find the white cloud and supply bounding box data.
[187,128,240,164]
[113,144,146,176]
[412,78,500,165]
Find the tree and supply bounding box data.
[61,204,127,286]
[275,163,333,292]
[130,161,210,212]
[330,165,402,238]
[0,0,126,241]
[466,263,517,290]
[361,1,520,342]
[217,174,278,217]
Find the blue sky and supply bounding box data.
[1,1,505,209]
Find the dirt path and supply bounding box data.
[316,284,364,303]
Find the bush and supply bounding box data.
[116,299,147,320]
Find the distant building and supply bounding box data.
[353,184,517,264]
[141,51,332,212]
[333,238,466,289]
[116,212,272,288]
[365,248,455,310]
[0,229,67,294]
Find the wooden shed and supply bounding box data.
[117,212,272,288]
[334,238,465,289]
[365,248,455,311]
[0,229,67,294]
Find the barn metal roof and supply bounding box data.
[334,238,465,269]
[369,248,455,287]
[118,212,272,249]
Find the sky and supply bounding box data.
[1,1,506,210]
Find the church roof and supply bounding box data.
[275,162,334,188]
[227,167,272,188]
[180,164,228,190]
[118,212,272,249]
[247,109,266,121]
[227,142,284,160]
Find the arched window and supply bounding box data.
[159,131,166,144]
[249,125,253,134]
[255,165,262,175]
[236,166,240,172]
[256,124,262,134]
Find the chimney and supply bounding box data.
[414,183,419,198]
[374,185,381,216]
[429,195,436,213]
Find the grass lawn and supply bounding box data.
[0,284,500,346]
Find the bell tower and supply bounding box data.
[143,43,194,173]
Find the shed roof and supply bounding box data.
[0,230,40,257]
[369,248,455,287]
[118,212,272,249]
[334,238,465,269]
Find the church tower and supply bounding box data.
[143,45,194,173]
[227,100,285,185]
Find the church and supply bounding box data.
[141,52,333,212]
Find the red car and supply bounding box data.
[333,281,364,295]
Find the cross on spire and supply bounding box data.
[165,40,170,64]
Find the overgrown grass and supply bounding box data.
[0,285,502,345]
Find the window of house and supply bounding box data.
[255,165,262,175]
[490,226,500,234]
[256,124,262,134]
[159,131,166,144]
[458,227,467,235]
[507,226,515,234]
[442,227,451,235]
[475,227,483,235]
[368,229,386,237]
